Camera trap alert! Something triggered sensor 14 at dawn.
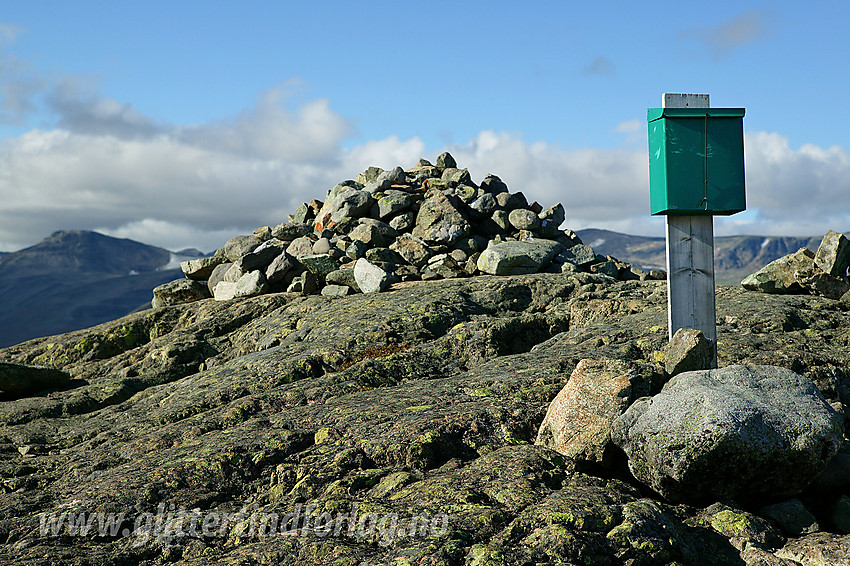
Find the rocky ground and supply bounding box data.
[2,270,850,565]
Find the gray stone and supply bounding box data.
[353,258,390,293]
[590,260,619,279]
[470,193,498,218]
[496,191,528,211]
[234,270,269,298]
[435,151,457,169]
[388,211,415,232]
[427,254,464,279]
[480,174,508,194]
[253,226,272,242]
[802,272,850,300]
[331,187,374,223]
[664,328,715,375]
[223,235,261,262]
[742,248,816,294]
[390,233,433,268]
[237,239,286,271]
[349,224,387,248]
[312,237,331,255]
[412,190,470,245]
[563,244,597,267]
[292,203,313,225]
[535,358,649,470]
[365,247,400,268]
[299,254,339,278]
[490,210,510,232]
[477,240,563,275]
[454,184,478,203]
[815,230,850,277]
[0,362,72,397]
[441,167,471,186]
[376,190,414,219]
[449,248,468,263]
[152,278,211,308]
[207,262,233,294]
[325,268,361,293]
[285,235,317,259]
[346,239,368,260]
[265,253,294,283]
[321,284,351,297]
[539,203,565,226]
[832,495,850,534]
[508,208,540,230]
[759,499,819,536]
[180,256,226,281]
[271,222,313,242]
[377,166,406,185]
[356,166,384,185]
[213,281,238,301]
[612,365,844,503]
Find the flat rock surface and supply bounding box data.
[2,275,850,564]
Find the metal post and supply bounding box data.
[663,93,718,367]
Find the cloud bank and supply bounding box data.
[1,82,849,253]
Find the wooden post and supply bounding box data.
[663,93,718,367]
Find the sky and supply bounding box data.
[1,1,849,253]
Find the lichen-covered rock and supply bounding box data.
[477,239,563,275]
[151,278,211,308]
[223,234,261,261]
[412,190,470,245]
[742,247,816,294]
[180,255,225,280]
[815,229,850,277]
[612,364,844,504]
[664,327,715,375]
[535,358,649,469]
[353,258,389,293]
[0,362,71,396]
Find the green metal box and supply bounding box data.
[647,107,746,215]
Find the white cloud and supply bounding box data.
[685,10,774,56]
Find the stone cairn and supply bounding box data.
[152,153,664,307]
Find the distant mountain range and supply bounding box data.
[0,231,203,348]
[0,227,836,349]
[576,229,828,285]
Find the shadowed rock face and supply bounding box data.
[2,274,850,565]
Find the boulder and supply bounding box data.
[271,222,313,242]
[265,253,294,284]
[390,233,433,268]
[535,358,649,470]
[427,254,465,279]
[285,235,317,259]
[331,187,374,223]
[477,240,563,275]
[412,190,470,245]
[376,190,414,219]
[0,362,72,396]
[223,235,261,262]
[353,258,390,293]
[234,271,269,298]
[563,244,597,267]
[180,256,225,280]
[508,208,541,231]
[237,238,286,271]
[539,203,565,226]
[742,248,816,294]
[321,284,351,297]
[759,499,819,536]
[299,254,339,278]
[435,151,457,169]
[612,365,844,503]
[325,268,361,293]
[207,262,233,294]
[815,230,850,277]
[152,278,211,308]
[664,328,715,375]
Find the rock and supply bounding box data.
[365,247,400,269]
[388,211,415,232]
[477,239,563,275]
[180,256,225,281]
[345,239,368,260]
[321,284,351,297]
[325,268,361,293]
[775,532,850,566]
[299,254,339,278]
[412,190,470,245]
[265,253,294,283]
[349,223,388,248]
[353,258,390,293]
[377,166,405,185]
[612,365,844,503]
[590,260,619,279]
[312,237,331,255]
[390,233,433,268]
[815,230,850,277]
[376,190,414,219]
[237,238,286,271]
[285,235,316,259]
[489,209,510,233]
[539,203,565,226]
[0,362,71,396]
[759,499,819,536]
[831,495,850,534]
[742,247,816,294]
[441,167,472,186]
[223,235,261,261]
[207,262,233,293]
[427,254,464,279]
[563,244,597,267]
[480,173,508,194]
[435,151,457,169]
[469,193,498,218]
[664,328,715,375]
[152,278,211,308]
[535,358,649,470]
[802,272,850,300]
[331,187,374,223]
[292,203,314,224]
[271,222,313,242]
[213,281,238,301]
[497,191,528,211]
[355,166,384,185]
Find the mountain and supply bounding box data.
[0,230,202,348]
[578,228,827,285]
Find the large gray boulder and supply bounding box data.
[742,248,816,294]
[152,278,211,308]
[180,256,225,280]
[477,239,563,275]
[612,365,844,504]
[815,229,850,277]
[412,190,470,245]
[353,258,390,293]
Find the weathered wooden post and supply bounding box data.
[647,93,746,367]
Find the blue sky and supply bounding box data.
[1,1,849,252]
